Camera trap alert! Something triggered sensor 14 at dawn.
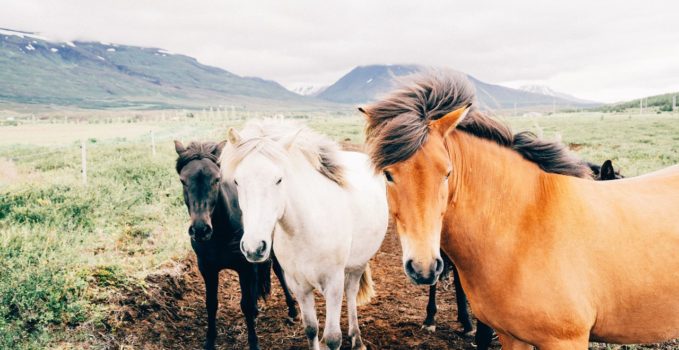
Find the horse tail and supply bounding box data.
[356,263,376,306]
[256,260,272,301]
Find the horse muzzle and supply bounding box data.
[404,257,444,285]
[240,239,269,263]
[189,223,213,242]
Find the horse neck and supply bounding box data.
[212,183,242,241]
[444,131,561,274]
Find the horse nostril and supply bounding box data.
[405,259,416,276]
[240,240,246,252]
[257,240,267,254]
[435,257,444,275]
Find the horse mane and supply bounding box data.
[175,141,221,173]
[364,71,592,179]
[221,119,347,187]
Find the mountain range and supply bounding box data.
[0,28,312,110]
[313,65,599,109]
[0,27,601,111]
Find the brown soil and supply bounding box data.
[99,231,489,350]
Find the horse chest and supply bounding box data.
[191,239,246,271]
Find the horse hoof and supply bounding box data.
[454,328,473,337]
[421,324,436,332]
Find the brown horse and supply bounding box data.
[362,72,679,349]
[423,160,623,350]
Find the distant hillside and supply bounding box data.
[317,65,420,104]
[0,28,310,109]
[596,91,678,112]
[317,64,600,109]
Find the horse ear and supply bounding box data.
[601,160,615,180]
[280,128,303,150]
[430,103,472,135]
[227,127,242,145]
[212,140,227,157]
[358,107,368,117]
[174,140,186,155]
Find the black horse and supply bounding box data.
[423,159,624,349]
[590,159,624,181]
[174,140,297,350]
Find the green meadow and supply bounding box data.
[0,109,677,348]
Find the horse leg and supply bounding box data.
[497,333,533,350]
[474,320,495,350]
[200,267,219,350]
[452,264,473,334]
[238,269,260,350]
[537,336,589,350]
[345,268,366,350]
[272,255,298,323]
[422,282,438,332]
[321,274,344,350]
[288,278,320,350]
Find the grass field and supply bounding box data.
[0,109,678,349]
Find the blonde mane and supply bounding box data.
[221,119,346,187]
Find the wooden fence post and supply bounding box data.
[151,130,156,157]
[81,139,87,186]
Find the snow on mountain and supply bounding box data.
[288,84,328,96]
[519,84,597,104]
[520,84,560,97]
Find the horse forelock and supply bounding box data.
[221,119,347,186]
[175,141,220,173]
[364,71,592,178]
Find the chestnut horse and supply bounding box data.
[363,72,679,349]
[423,160,625,350]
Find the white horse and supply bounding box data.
[221,120,389,350]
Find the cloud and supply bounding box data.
[1,0,678,102]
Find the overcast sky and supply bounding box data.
[2,1,678,103]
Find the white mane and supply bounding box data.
[220,119,346,186]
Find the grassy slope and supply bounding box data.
[0,111,678,348]
[0,34,312,109]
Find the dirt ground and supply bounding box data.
[100,230,492,350]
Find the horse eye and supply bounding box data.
[234,179,239,186]
[445,170,451,179]
[384,170,394,183]
[276,178,282,185]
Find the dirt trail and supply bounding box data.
[101,231,489,350]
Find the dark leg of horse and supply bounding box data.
[422,282,437,332]
[474,320,495,350]
[452,264,473,334]
[272,255,298,323]
[200,267,219,350]
[238,268,260,350]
